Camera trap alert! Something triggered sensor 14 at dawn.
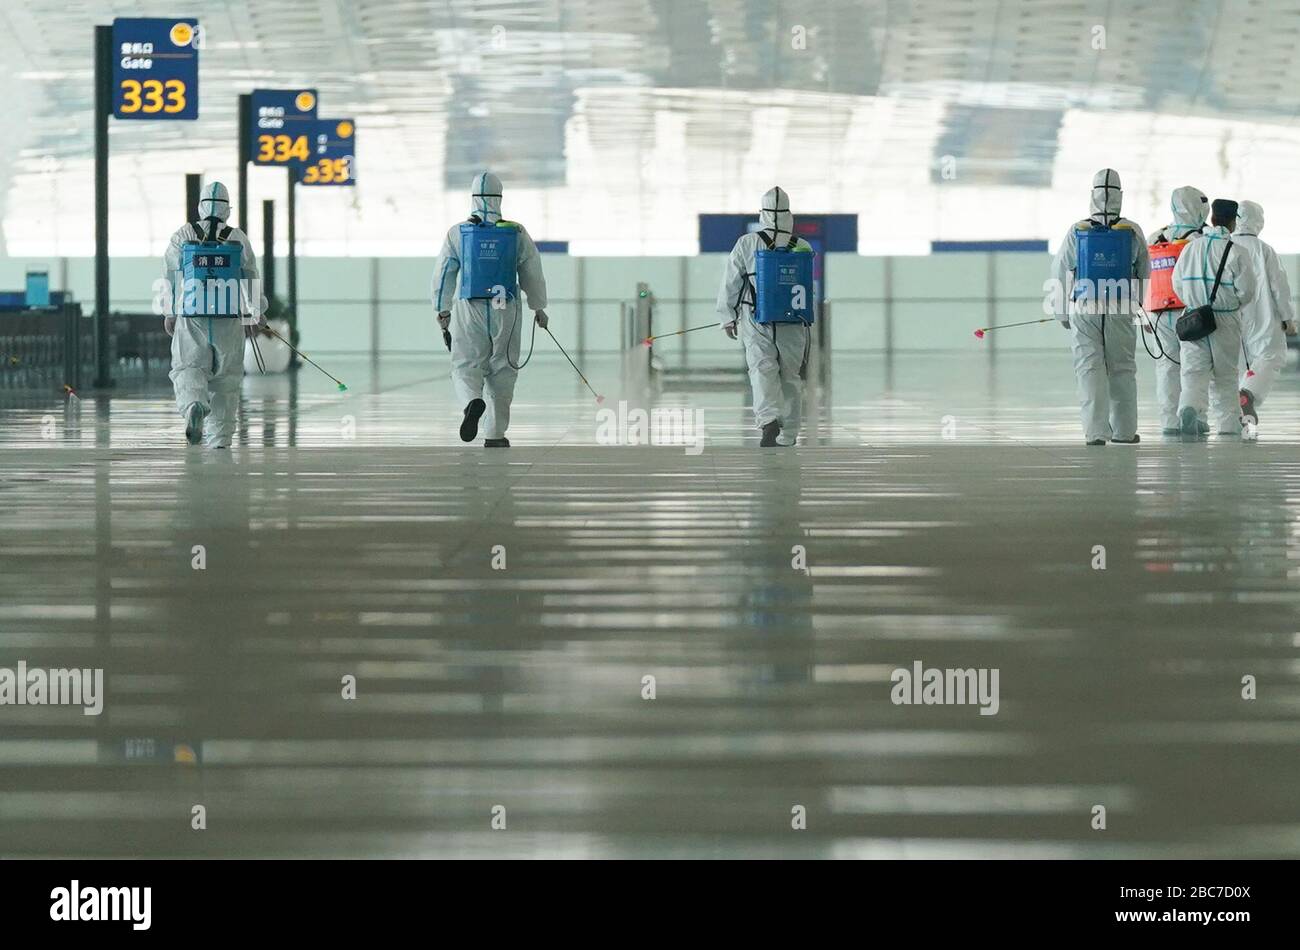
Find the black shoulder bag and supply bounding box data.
[1175,240,1231,342]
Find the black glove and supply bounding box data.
[442,329,452,350]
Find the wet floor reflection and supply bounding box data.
[1,352,1299,857]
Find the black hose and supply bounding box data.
[505,306,538,370]
[1139,307,1180,365]
[1138,311,1162,361]
[249,331,267,374]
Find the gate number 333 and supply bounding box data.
[119,79,186,114]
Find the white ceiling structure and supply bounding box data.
[4,0,1300,256]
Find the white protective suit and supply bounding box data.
[1172,218,1258,434]
[431,172,548,442]
[1233,201,1295,407]
[1049,169,1150,443]
[715,186,812,445]
[1147,186,1208,431]
[162,182,266,448]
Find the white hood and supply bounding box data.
[759,186,794,246]
[469,171,503,225]
[1236,200,1264,237]
[1088,168,1122,227]
[197,181,231,224]
[1167,185,1208,237]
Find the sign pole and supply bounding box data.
[185,173,201,223]
[287,165,298,354]
[237,93,249,231]
[93,24,112,389]
[262,199,276,304]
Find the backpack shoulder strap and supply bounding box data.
[1208,240,1233,305]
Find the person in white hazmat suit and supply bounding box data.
[716,186,813,447]
[1171,199,1258,437]
[1145,186,1209,434]
[432,172,548,448]
[1049,169,1149,445]
[161,182,267,448]
[1232,200,1296,437]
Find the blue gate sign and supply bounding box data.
[111,18,199,120]
[248,89,319,165]
[298,119,356,187]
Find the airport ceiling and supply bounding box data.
[5,0,1300,255]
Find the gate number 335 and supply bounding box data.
[302,158,351,184]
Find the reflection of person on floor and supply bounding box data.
[431,172,548,449]
[716,187,813,448]
[161,181,267,449]
[742,576,814,688]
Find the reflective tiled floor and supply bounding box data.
[2,348,1299,857]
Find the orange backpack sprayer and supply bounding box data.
[1145,239,1190,312]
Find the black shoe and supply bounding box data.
[459,398,486,442]
[760,421,780,447]
[484,438,510,448]
[184,402,208,445]
[1111,434,1140,444]
[1085,439,1106,446]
